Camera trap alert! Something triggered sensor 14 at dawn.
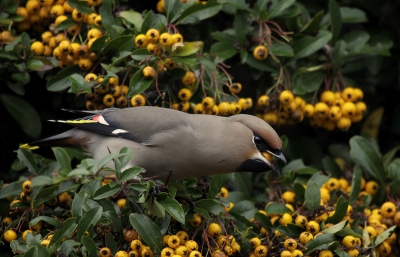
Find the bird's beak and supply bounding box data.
[261,150,286,175]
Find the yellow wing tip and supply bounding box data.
[19,144,39,150]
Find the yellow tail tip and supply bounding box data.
[19,144,39,150]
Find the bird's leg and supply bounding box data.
[164,171,172,187]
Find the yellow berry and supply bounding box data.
[229,83,242,94]
[22,181,33,193]
[207,223,221,238]
[279,90,294,105]
[218,102,231,116]
[321,91,335,106]
[171,33,184,44]
[365,180,379,196]
[135,34,149,48]
[178,88,192,101]
[3,230,17,243]
[31,41,45,55]
[342,87,356,102]
[146,29,160,43]
[131,95,146,107]
[380,202,396,218]
[299,231,313,244]
[253,45,268,60]
[143,66,156,79]
[182,71,196,86]
[159,33,173,47]
[336,117,351,131]
[283,238,297,251]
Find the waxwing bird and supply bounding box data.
[20,106,286,180]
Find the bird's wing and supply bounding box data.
[48,108,139,142]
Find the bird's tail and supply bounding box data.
[19,132,73,150]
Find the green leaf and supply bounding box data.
[335,227,362,238]
[170,41,204,57]
[93,184,120,200]
[127,65,155,98]
[20,32,30,49]
[17,149,39,174]
[51,217,78,246]
[105,233,119,254]
[309,172,330,188]
[31,175,53,187]
[129,213,163,253]
[72,191,89,217]
[292,71,324,95]
[177,2,222,25]
[102,35,135,57]
[325,197,348,223]
[156,193,185,224]
[27,59,44,71]
[270,42,294,57]
[329,0,342,45]
[276,224,303,238]
[265,202,293,215]
[1,95,42,139]
[234,10,248,46]
[323,220,348,234]
[206,174,231,199]
[350,136,385,183]
[194,199,224,216]
[304,181,320,211]
[0,181,24,199]
[293,183,305,204]
[82,236,98,256]
[67,0,93,14]
[59,240,80,256]
[304,233,335,255]
[388,160,400,192]
[299,10,323,35]
[340,7,367,23]
[290,30,332,62]
[120,10,144,30]
[342,31,370,55]
[99,0,117,39]
[265,0,295,19]
[322,156,342,178]
[77,207,103,241]
[46,65,81,91]
[52,147,71,173]
[254,213,272,234]
[371,226,396,246]
[332,40,347,69]
[141,11,168,33]
[24,245,50,257]
[118,167,145,183]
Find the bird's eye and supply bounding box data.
[253,136,263,145]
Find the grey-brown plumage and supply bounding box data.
[22,107,286,180]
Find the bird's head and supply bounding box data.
[230,115,286,174]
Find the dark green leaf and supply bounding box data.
[266,0,295,19]
[93,184,120,200]
[325,197,348,223]
[329,0,342,45]
[127,65,155,98]
[210,42,237,61]
[102,35,135,57]
[105,233,119,254]
[67,0,94,14]
[20,32,30,49]
[309,172,329,188]
[342,31,369,55]
[16,149,39,174]
[290,30,332,62]
[118,167,145,183]
[177,2,222,24]
[350,136,385,183]
[276,223,303,238]
[30,175,52,187]
[335,227,362,238]
[156,193,185,224]
[46,65,80,91]
[120,10,144,30]
[77,207,103,241]
[323,220,348,234]
[304,181,320,211]
[129,213,163,253]
[1,95,42,139]
[265,202,293,215]
[322,156,342,178]
[207,174,231,199]
[293,183,305,204]
[56,18,77,31]
[72,191,89,217]
[299,11,323,35]
[52,147,71,172]
[82,236,97,257]
[195,199,224,216]
[141,11,167,33]
[51,217,78,246]
[254,213,272,234]
[99,0,117,38]
[59,240,80,256]
[304,233,335,255]
[234,10,247,46]
[332,40,347,69]
[0,181,24,199]
[270,42,294,57]
[292,71,324,95]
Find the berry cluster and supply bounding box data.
[256,87,366,131]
